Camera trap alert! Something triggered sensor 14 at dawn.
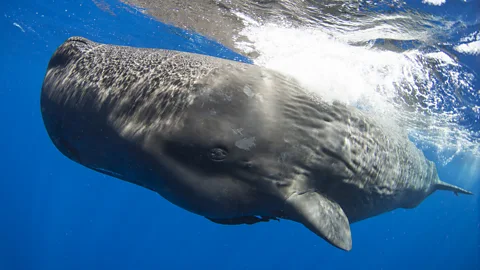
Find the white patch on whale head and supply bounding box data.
[235,137,256,150]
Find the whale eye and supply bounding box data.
[209,147,228,162]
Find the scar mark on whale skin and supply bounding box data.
[243,85,254,97]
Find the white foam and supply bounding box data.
[239,25,401,107]
[422,0,446,6]
[454,41,480,55]
[459,31,479,43]
[233,17,479,160]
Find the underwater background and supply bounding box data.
[1,0,479,269]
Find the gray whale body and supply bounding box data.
[40,37,472,251]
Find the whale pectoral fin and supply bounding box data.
[285,192,352,251]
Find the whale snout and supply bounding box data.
[62,36,97,51]
[64,36,91,46]
[46,36,95,70]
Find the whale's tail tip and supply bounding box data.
[435,181,474,196]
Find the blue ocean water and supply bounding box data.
[1,0,479,270]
